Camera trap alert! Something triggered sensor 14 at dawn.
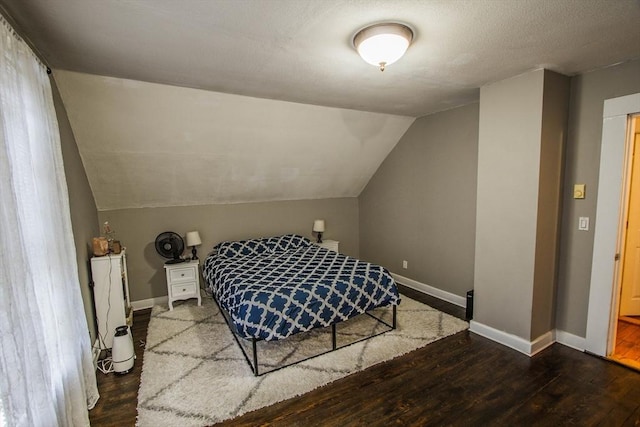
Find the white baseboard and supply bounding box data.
[469,321,555,356]
[530,330,556,356]
[391,272,466,308]
[555,329,586,351]
[469,321,587,357]
[131,296,168,311]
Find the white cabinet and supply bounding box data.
[165,260,202,310]
[315,239,339,252]
[91,250,132,350]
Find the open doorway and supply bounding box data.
[609,115,640,371]
[585,93,640,359]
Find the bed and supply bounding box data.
[203,234,400,375]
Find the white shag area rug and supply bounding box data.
[136,295,468,426]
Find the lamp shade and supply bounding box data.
[353,23,413,71]
[313,220,325,233]
[186,231,202,247]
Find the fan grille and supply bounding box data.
[154,231,184,260]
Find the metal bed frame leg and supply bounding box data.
[332,323,337,350]
[252,338,258,376]
[392,305,397,329]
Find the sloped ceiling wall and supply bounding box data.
[54,71,414,211]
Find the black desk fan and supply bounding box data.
[154,231,185,264]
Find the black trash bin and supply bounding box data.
[465,290,474,321]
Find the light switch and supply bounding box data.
[574,184,586,199]
[579,217,589,231]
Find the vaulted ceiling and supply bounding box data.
[2,0,639,210]
[54,70,414,210]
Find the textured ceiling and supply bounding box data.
[2,0,639,117]
[54,71,414,210]
[3,0,640,210]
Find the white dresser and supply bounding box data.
[164,260,202,310]
[91,250,132,350]
[315,239,339,253]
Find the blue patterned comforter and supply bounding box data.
[203,235,400,341]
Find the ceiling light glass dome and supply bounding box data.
[353,23,414,72]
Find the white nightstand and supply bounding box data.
[315,239,339,253]
[164,260,202,310]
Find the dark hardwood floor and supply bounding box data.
[89,286,640,426]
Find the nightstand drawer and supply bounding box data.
[171,282,197,298]
[169,267,196,282]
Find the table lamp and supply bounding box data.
[313,220,325,243]
[186,231,202,260]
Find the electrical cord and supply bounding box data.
[96,348,114,374]
[97,356,114,374]
[95,253,115,352]
[95,253,115,373]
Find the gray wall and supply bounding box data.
[98,198,359,302]
[359,103,479,298]
[474,70,546,339]
[556,59,640,337]
[52,77,100,344]
[531,70,570,338]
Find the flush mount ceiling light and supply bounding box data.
[353,23,413,72]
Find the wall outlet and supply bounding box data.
[402,260,408,269]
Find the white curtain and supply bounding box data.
[0,14,99,427]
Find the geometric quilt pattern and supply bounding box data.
[203,237,400,341]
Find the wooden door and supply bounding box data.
[620,120,640,316]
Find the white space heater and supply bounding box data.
[112,325,135,374]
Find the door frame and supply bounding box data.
[585,93,640,356]
[619,118,640,316]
